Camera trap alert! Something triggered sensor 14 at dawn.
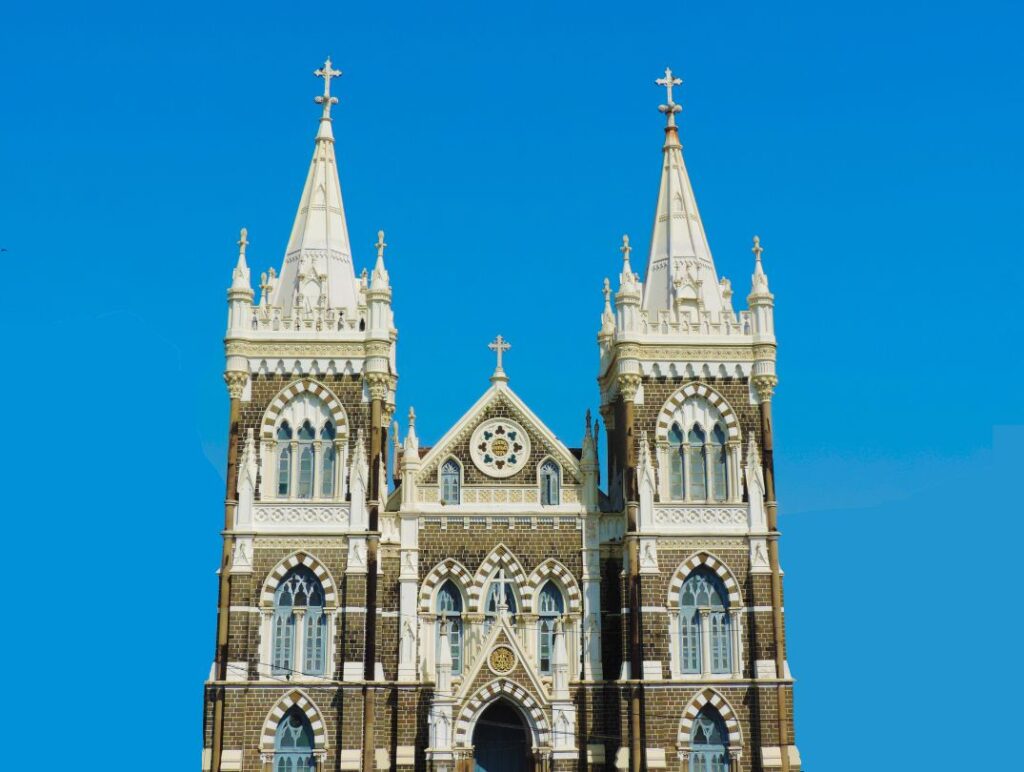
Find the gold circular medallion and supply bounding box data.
[490,437,509,456]
[489,645,516,674]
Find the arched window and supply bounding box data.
[320,421,336,498]
[668,424,685,500]
[687,425,707,501]
[690,707,729,772]
[272,566,327,677]
[483,570,517,632]
[436,580,463,675]
[536,582,565,675]
[277,422,293,497]
[441,459,461,505]
[540,460,560,506]
[297,421,315,499]
[680,568,730,675]
[274,706,315,771]
[710,423,728,502]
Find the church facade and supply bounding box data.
[202,61,802,772]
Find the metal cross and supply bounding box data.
[488,335,510,371]
[314,57,342,119]
[656,67,683,126]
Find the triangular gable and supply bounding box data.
[455,611,551,705]
[414,382,583,484]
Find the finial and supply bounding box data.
[237,227,249,259]
[488,335,511,383]
[585,409,592,434]
[603,278,612,302]
[375,230,387,260]
[752,235,763,263]
[620,234,632,263]
[408,406,416,428]
[314,57,342,121]
[656,67,683,127]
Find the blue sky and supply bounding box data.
[1,1,1021,768]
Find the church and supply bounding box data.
[203,60,802,772]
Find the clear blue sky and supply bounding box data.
[1,1,1021,768]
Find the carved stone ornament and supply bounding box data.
[224,371,248,398]
[488,645,517,674]
[470,418,532,479]
[752,374,778,402]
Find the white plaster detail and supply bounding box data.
[469,417,532,479]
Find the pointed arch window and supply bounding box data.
[320,421,336,498]
[540,460,560,506]
[436,580,463,676]
[277,422,293,497]
[710,424,728,502]
[297,421,315,499]
[537,582,564,675]
[687,425,707,501]
[690,707,729,772]
[441,459,461,505]
[668,424,685,500]
[272,566,327,677]
[680,568,731,675]
[274,706,315,771]
[483,569,518,633]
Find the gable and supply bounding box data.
[415,385,582,487]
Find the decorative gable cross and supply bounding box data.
[488,335,511,383]
[314,57,342,120]
[492,567,513,616]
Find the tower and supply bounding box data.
[202,63,801,772]
[596,68,800,771]
[204,58,397,772]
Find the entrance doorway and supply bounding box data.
[472,699,530,772]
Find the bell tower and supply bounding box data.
[597,69,800,771]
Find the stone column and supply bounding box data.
[730,609,742,678]
[699,609,712,675]
[292,607,307,677]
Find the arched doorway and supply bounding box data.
[473,699,530,772]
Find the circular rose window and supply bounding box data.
[489,645,516,674]
[470,418,531,478]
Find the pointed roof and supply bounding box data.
[271,58,360,316]
[642,69,725,318]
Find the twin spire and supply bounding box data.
[269,58,363,317]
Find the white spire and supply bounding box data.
[271,58,360,317]
[750,235,770,293]
[231,228,251,291]
[371,229,390,290]
[642,68,724,320]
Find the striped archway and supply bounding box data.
[654,382,741,443]
[260,551,338,608]
[677,688,742,748]
[666,552,741,608]
[260,378,349,441]
[454,679,550,749]
[260,689,328,751]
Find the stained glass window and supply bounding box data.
[272,566,327,677]
[540,460,560,506]
[537,582,565,675]
[436,580,463,675]
[669,424,685,500]
[320,421,336,498]
[297,421,315,499]
[690,707,729,772]
[277,422,293,497]
[441,459,460,505]
[275,707,315,771]
[711,424,728,502]
[688,425,707,500]
[680,568,731,675]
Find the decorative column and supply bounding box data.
[729,609,742,678]
[292,607,307,677]
[398,408,421,682]
[580,411,603,680]
[699,609,712,676]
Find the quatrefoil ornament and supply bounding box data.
[470,418,531,478]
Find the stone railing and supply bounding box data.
[649,504,749,534]
[251,502,351,532]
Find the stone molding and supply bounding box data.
[666,552,741,608]
[259,689,328,751]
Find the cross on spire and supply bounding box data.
[488,335,511,383]
[375,229,387,260]
[237,227,249,259]
[656,67,683,127]
[314,57,342,120]
[752,235,764,262]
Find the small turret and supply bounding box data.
[615,235,642,333]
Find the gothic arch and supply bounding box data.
[676,688,742,749]
[454,679,550,749]
[260,689,328,751]
[654,382,741,444]
[469,544,528,611]
[523,558,582,614]
[260,552,338,608]
[418,558,473,614]
[260,378,349,441]
[666,552,741,608]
